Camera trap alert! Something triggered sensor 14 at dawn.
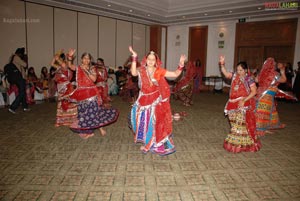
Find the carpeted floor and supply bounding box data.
[0,92,299,201]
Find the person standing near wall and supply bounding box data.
[7,47,30,114]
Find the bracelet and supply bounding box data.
[66,54,74,61]
[219,62,225,66]
[132,56,138,62]
[177,65,184,71]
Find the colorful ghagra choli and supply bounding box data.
[256,75,284,135]
[69,66,118,135]
[224,73,261,153]
[255,58,285,136]
[130,66,175,156]
[55,67,77,127]
[95,67,109,104]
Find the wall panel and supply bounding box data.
[116,20,132,67]
[78,13,97,63]
[99,16,116,68]
[26,3,53,72]
[54,8,77,64]
[133,23,146,59]
[0,0,26,68]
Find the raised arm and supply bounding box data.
[165,54,186,78]
[66,49,77,71]
[51,54,61,69]
[277,63,287,83]
[129,46,138,77]
[219,56,232,79]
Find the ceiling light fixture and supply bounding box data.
[147,14,151,17]
[257,7,262,10]
[107,4,111,7]
[204,13,208,16]
[129,9,133,12]
[229,10,233,13]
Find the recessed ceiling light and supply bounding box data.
[257,7,262,10]
[229,10,233,13]
[204,13,208,16]
[182,16,186,19]
[147,14,151,17]
[107,4,111,7]
[129,9,133,12]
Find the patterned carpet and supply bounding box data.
[0,93,299,201]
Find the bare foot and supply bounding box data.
[79,133,94,139]
[99,128,106,136]
[279,123,286,128]
[183,103,191,106]
[265,130,274,134]
[140,146,145,151]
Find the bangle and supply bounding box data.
[177,65,184,71]
[132,56,138,62]
[66,54,74,61]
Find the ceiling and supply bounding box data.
[27,0,300,25]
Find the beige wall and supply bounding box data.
[116,20,132,68]
[133,23,146,59]
[26,3,53,74]
[0,0,149,74]
[99,16,116,68]
[54,8,77,65]
[0,0,26,68]
[78,13,98,64]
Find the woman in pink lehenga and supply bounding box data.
[173,61,197,106]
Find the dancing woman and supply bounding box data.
[173,61,197,106]
[129,46,186,156]
[219,56,261,153]
[51,50,77,127]
[66,49,118,139]
[256,58,286,136]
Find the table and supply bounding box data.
[202,76,223,93]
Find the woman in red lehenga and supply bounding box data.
[51,51,77,127]
[95,58,110,106]
[128,46,186,156]
[66,50,119,139]
[256,58,287,136]
[219,56,261,153]
[173,61,197,106]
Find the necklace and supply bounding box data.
[146,67,155,86]
[234,76,244,91]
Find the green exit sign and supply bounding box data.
[239,18,246,23]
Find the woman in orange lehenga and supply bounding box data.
[256,58,286,136]
[173,61,197,106]
[128,46,186,156]
[219,56,261,153]
[51,51,77,127]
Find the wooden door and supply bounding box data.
[189,26,208,76]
